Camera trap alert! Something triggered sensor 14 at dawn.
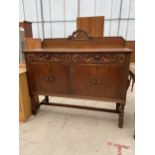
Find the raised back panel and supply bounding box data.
[42,37,126,49]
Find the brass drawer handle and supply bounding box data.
[45,77,55,81]
[91,80,103,84]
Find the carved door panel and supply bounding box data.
[48,64,70,94]
[94,65,125,98]
[72,65,97,97]
[29,63,50,93]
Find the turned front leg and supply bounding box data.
[45,96,49,103]
[118,104,125,128]
[31,95,40,115]
[116,103,120,112]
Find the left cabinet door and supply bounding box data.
[48,64,70,94]
[29,63,50,93]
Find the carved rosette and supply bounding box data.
[27,53,125,64]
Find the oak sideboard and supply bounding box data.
[24,30,132,128]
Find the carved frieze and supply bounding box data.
[27,53,125,64]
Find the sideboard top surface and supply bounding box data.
[24,47,132,53]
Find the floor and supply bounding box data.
[19,86,135,155]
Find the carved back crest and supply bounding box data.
[68,29,92,40]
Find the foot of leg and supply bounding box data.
[31,95,40,115]
[118,104,125,128]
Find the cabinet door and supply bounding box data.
[29,63,50,93]
[72,64,126,99]
[72,65,97,97]
[49,64,70,94]
[95,65,125,98]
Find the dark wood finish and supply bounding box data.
[116,103,120,113]
[19,21,33,38]
[24,31,132,128]
[77,16,104,37]
[72,64,128,99]
[126,41,135,62]
[30,95,39,115]
[48,64,70,94]
[45,96,49,103]
[28,63,70,94]
[118,104,125,128]
[28,63,50,93]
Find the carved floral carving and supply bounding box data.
[27,53,125,64]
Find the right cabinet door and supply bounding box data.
[72,65,97,97]
[94,65,126,99]
[72,64,126,99]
